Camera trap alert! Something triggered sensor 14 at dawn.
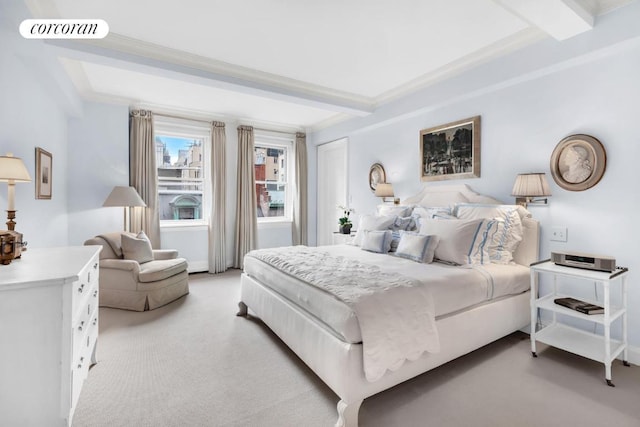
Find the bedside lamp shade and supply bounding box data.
[103,186,146,231]
[374,183,394,198]
[103,186,147,208]
[511,173,551,207]
[0,153,32,214]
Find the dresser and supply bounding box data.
[0,246,101,426]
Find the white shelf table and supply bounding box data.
[530,260,629,386]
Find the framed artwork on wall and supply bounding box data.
[420,116,480,182]
[550,134,606,191]
[368,163,386,192]
[35,147,52,199]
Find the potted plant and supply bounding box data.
[337,206,354,234]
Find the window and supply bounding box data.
[155,120,210,226]
[254,135,293,221]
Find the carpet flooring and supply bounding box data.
[72,270,640,427]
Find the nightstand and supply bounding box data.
[530,260,629,386]
[332,231,356,245]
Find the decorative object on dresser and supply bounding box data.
[0,246,101,426]
[103,186,147,232]
[35,147,52,199]
[530,260,629,387]
[420,116,480,182]
[550,134,606,191]
[368,163,386,192]
[84,231,189,311]
[511,173,551,207]
[0,152,31,264]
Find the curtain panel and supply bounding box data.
[209,121,227,273]
[234,125,257,268]
[129,109,161,248]
[292,132,308,245]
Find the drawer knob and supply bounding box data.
[78,321,84,331]
[78,284,85,293]
[93,262,98,270]
[93,290,98,298]
[92,318,97,326]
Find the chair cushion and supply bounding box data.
[122,231,154,264]
[138,258,188,283]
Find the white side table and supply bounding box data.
[530,260,630,386]
[332,231,356,245]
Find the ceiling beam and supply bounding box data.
[495,0,594,40]
[45,35,374,117]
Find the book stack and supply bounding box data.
[554,297,605,315]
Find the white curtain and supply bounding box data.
[234,125,257,269]
[292,132,308,245]
[209,121,227,273]
[129,109,161,248]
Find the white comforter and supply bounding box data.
[247,246,440,382]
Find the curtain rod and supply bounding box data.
[152,113,302,135]
[152,112,212,125]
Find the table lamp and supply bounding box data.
[103,186,147,232]
[511,173,551,207]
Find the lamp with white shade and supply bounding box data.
[511,173,551,207]
[103,186,147,232]
[374,183,399,204]
[0,153,32,230]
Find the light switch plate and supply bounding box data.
[551,226,568,242]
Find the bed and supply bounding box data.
[237,185,539,426]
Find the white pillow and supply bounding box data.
[420,218,490,265]
[121,230,154,264]
[361,230,393,253]
[377,204,413,217]
[354,215,396,246]
[394,232,439,263]
[454,204,525,264]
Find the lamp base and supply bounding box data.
[6,210,16,231]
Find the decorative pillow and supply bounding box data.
[377,204,413,218]
[454,204,525,264]
[419,218,490,265]
[361,230,393,253]
[121,231,154,264]
[394,232,439,263]
[353,215,396,246]
[411,206,455,230]
[389,230,402,252]
[392,216,416,231]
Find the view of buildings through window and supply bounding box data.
[155,135,204,222]
[254,144,287,218]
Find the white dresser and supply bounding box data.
[0,246,101,426]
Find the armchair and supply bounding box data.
[84,232,189,311]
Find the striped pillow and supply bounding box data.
[419,218,490,265]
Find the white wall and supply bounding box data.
[0,2,78,248]
[309,4,640,347]
[67,102,129,244]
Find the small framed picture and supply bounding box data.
[549,134,606,191]
[35,147,52,199]
[420,116,481,182]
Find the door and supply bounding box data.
[317,138,348,246]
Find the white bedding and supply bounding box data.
[246,246,440,382]
[243,244,530,344]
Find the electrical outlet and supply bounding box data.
[551,226,568,242]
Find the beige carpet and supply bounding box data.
[73,270,640,427]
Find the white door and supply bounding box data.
[317,138,348,246]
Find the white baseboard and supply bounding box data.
[187,260,208,273]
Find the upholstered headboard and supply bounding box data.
[402,184,540,267]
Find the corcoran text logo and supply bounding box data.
[20,19,109,39]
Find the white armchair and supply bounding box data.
[84,232,189,311]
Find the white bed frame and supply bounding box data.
[237,185,540,426]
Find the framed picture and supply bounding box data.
[420,116,480,182]
[550,134,606,191]
[35,147,52,199]
[369,163,386,192]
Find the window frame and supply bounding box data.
[254,133,294,223]
[154,119,211,228]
